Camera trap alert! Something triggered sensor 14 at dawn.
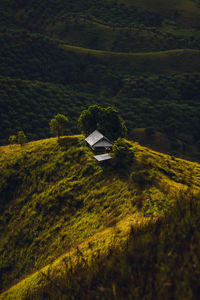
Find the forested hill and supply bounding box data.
[1,0,200,161]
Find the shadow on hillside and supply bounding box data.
[22,189,200,300]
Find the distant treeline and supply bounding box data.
[1,0,200,53]
[4,0,164,29]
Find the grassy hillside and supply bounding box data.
[45,16,200,53]
[61,45,200,73]
[1,1,200,298]
[2,194,200,300]
[0,136,200,299]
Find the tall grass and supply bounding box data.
[21,189,200,300]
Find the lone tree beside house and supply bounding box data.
[49,114,69,138]
[78,105,127,141]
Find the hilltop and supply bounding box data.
[0,136,200,299]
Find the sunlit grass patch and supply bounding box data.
[1,136,200,299]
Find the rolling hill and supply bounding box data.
[1,0,200,299]
[0,136,200,299]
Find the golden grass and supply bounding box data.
[1,135,200,299]
[0,212,152,300]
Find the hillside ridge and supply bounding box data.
[1,136,200,298]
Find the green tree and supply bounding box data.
[49,114,69,138]
[112,138,133,168]
[78,105,127,140]
[8,135,17,144]
[17,131,26,146]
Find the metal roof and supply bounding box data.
[85,130,112,147]
[94,153,113,162]
[94,140,113,148]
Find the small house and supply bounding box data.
[85,130,113,152]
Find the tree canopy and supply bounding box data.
[78,105,127,140]
[49,114,69,137]
[17,131,26,146]
[8,135,17,144]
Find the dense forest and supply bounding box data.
[0,0,200,160]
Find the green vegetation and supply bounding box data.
[49,114,69,138]
[5,191,199,300]
[1,0,200,298]
[1,66,200,161]
[78,105,127,140]
[0,136,200,299]
[112,137,133,168]
[17,130,26,146]
[0,0,200,162]
[8,135,16,145]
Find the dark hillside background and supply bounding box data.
[1,0,200,160]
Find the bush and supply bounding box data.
[8,135,16,144]
[112,138,134,168]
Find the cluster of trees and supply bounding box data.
[3,0,165,32]
[122,73,200,100]
[0,31,123,86]
[77,105,127,140]
[112,29,200,53]
[2,71,200,150]
[0,31,85,84]
[8,131,26,146]
[8,105,127,145]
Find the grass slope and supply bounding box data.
[45,17,200,52]
[62,45,200,73]
[1,136,200,299]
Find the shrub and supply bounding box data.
[112,138,134,168]
[8,135,17,144]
